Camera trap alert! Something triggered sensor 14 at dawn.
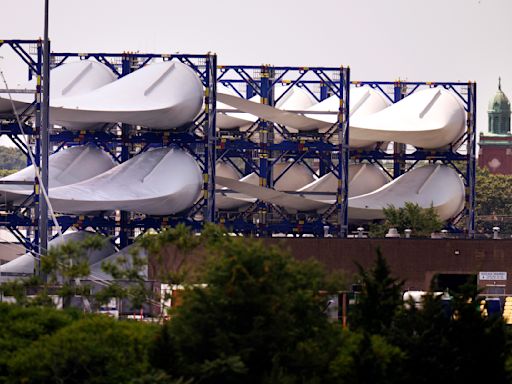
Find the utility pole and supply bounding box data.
[39,0,50,273]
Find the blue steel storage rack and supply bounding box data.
[0,40,43,253]
[0,41,217,252]
[349,80,477,237]
[216,65,350,237]
[0,40,477,246]
[47,51,217,246]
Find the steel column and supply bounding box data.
[205,53,217,223]
[467,82,477,238]
[39,3,51,272]
[338,67,350,237]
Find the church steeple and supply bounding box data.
[488,77,511,135]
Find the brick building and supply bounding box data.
[479,78,512,173]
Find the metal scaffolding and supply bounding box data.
[349,80,477,236]
[46,51,217,246]
[0,40,477,248]
[0,42,217,252]
[0,39,43,254]
[216,65,350,237]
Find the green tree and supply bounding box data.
[328,330,405,384]
[2,231,163,314]
[8,315,158,384]
[347,249,508,384]
[151,227,343,384]
[389,285,507,384]
[42,234,106,308]
[349,248,404,335]
[369,202,444,237]
[0,275,48,307]
[0,303,81,383]
[96,244,153,311]
[138,223,202,286]
[475,167,512,233]
[476,167,512,216]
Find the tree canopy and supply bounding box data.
[369,202,444,237]
[0,226,511,383]
[476,167,512,232]
[10,316,158,384]
[350,248,404,335]
[152,225,343,384]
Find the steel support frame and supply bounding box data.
[217,65,350,237]
[0,45,217,248]
[0,44,476,239]
[46,51,218,240]
[0,40,43,257]
[351,80,477,235]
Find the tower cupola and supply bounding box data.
[488,77,511,134]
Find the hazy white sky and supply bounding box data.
[0,0,510,138]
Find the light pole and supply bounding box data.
[39,0,50,275]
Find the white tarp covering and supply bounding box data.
[0,60,117,118]
[218,87,464,149]
[0,145,116,203]
[0,60,467,226]
[216,162,315,210]
[216,164,465,221]
[48,147,202,216]
[216,163,390,211]
[49,61,204,130]
[348,164,465,221]
[217,84,317,130]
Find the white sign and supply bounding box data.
[479,272,508,281]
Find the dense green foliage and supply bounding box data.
[369,202,444,237]
[0,304,81,383]
[10,316,158,384]
[0,304,180,384]
[328,331,405,384]
[477,167,512,216]
[153,229,342,384]
[388,289,507,384]
[476,167,512,232]
[0,225,511,383]
[352,254,508,384]
[350,249,404,334]
[0,169,17,177]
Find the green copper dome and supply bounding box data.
[489,79,511,112]
[488,78,511,135]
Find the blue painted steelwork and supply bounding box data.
[46,51,217,244]
[0,42,476,240]
[339,68,350,237]
[0,40,43,257]
[351,80,477,235]
[0,44,217,249]
[467,82,477,237]
[216,65,350,237]
[119,55,134,248]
